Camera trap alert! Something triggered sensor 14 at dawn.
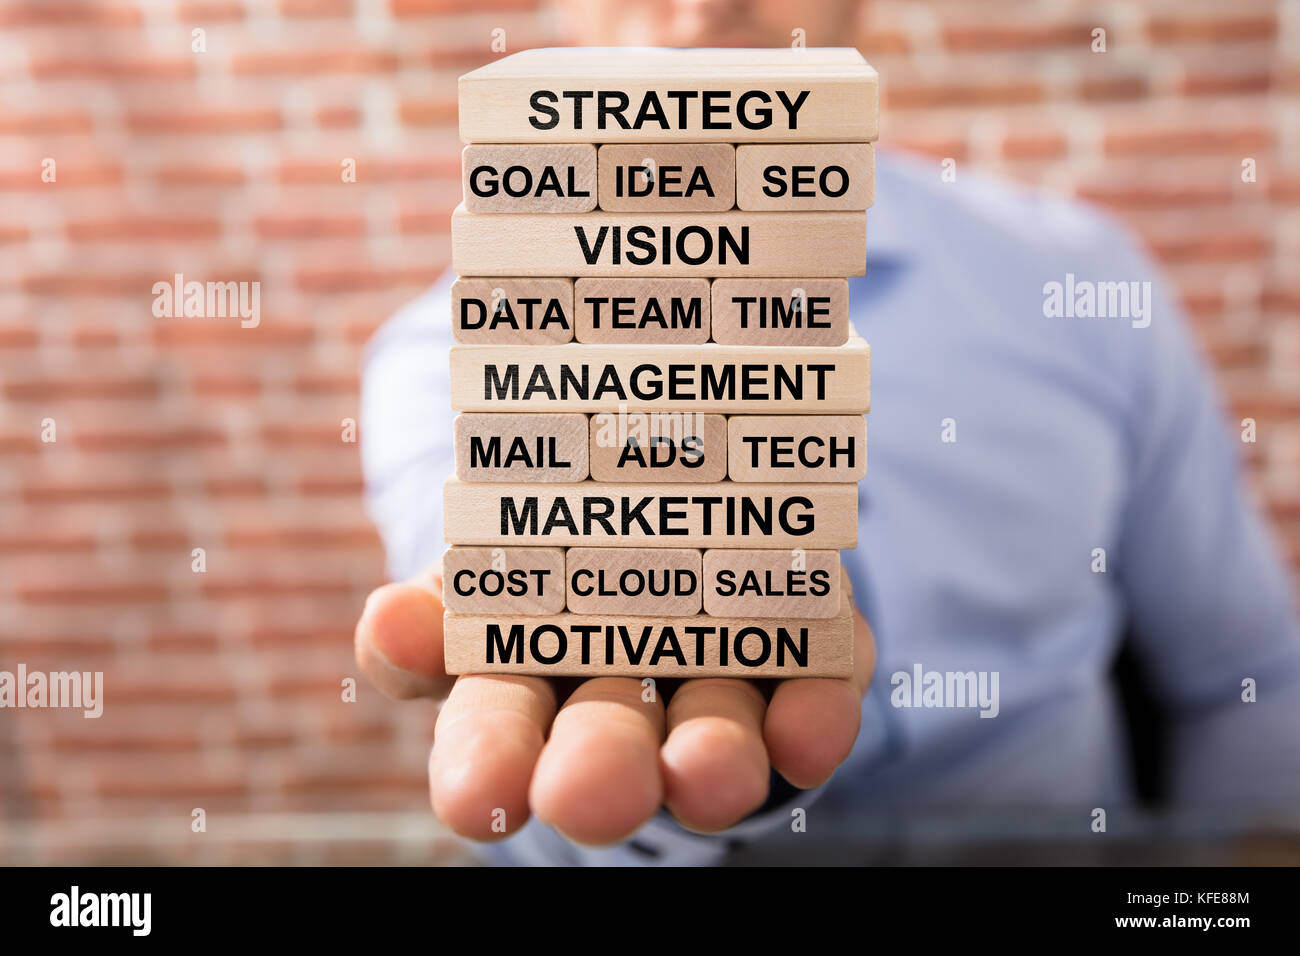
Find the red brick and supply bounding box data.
[942,22,1094,51]
[398,98,457,126]
[178,0,244,18]
[5,374,159,400]
[0,163,123,189]
[281,0,351,15]
[66,216,220,242]
[253,213,366,239]
[31,57,196,80]
[0,325,38,347]
[1079,74,1149,101]
[316,105,361,127]
[0,112,92,134]
[231,50,398,75]
[1180,68,1274,97]
[73,425,227,451]
[156,164,246,187]
[1148,15,1276,45]
[884,78,1044,110]
[0,3,142,26]
[127,108,281,134]
[1104,125,1273,157]
[391,0,536,15]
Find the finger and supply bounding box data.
[660,678,770,832]
[529,677,666,846]
[354,566,452,700]
[764,607,875,788]
[429,674,557,841]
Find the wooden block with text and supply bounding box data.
[449,333,870,413]
[451,205,867,278]
[442,477,858,549]
[462,144,597,213]
[454,412,589,482]
[711,278,848,346]
[702,548,840,618]
[450,277,574,345]
[574,277,710,344]
[441,546,566,615]
[597,144,735,212]
[458,48,879,144]
[443,570,854,678]
[589,412,727,482]
[736,143,874,211]
[565,546,702,616]
[728,415,866,482]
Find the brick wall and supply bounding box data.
[0,0,1296,863]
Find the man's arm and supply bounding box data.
[1112,240,1300,807]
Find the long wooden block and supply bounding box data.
[441,546,566,615]
[454,413,589,482]
[711,278,849,346]
[458,47,879,144]
[449,334,870,413]
[702,548,840,618]
[462,144,597,213]
[442,478,858,549]
[597,144,735,212]
[589,412,727,482]
[728,415,866,482]
[443,570,853,677]
[736,144,874,211]
[450,277,574,345]
[565,547,702,616]
[574,278,710,344]
[451,205,866,278]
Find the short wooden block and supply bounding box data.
[441,546,566,615]
[442,478,858,549]
[702,548,840,618]
[736,143,874,211]
[574,278,710,344]
[458,47,879,144]
[442,570,853,678]
[589,412,727,482]
[728,415,866,482]
[450,277,574,345]
[462,144,597,213]
[565,547,702,616]
[710,278,849,346]
[597,144,735,213]
[454,413,589,482]
[450,333,870,414]
[451,205,866,278]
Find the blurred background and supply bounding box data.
[0,0,1297,864]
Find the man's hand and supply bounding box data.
[354,562,875,845]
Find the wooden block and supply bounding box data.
[450,277,574,345]
[442,477,858,549]
[736,143,874,211]
[728,415,866,482]
[589,412,727,482]
[597,144,735,213]
[458,47,879,144]
[565,547,702,616]
[702,548,840,618]
[441,546,566,615]
[710,278,848,346]
[462,144,597,213]
[454,413,589,482]
[442,568,853,678]
[451,205,866,278]
[574,278,710,344]
[450,333,870,414]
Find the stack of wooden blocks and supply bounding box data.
[441,48,877,680]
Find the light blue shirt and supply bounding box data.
[362,150,1300,865]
